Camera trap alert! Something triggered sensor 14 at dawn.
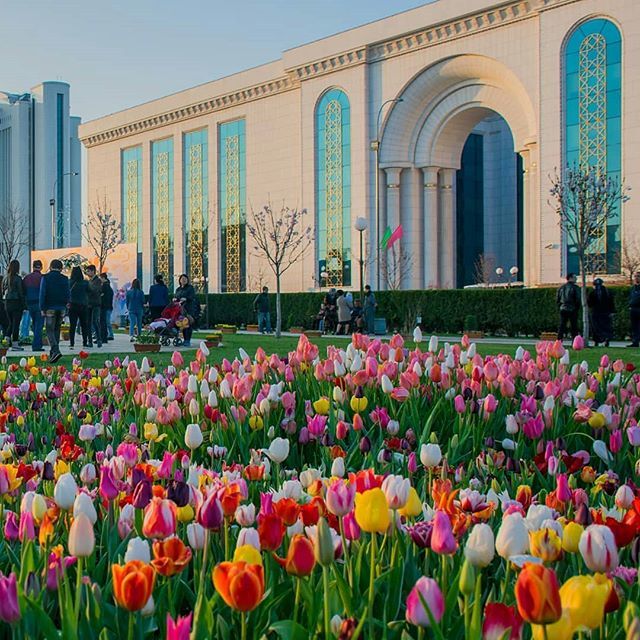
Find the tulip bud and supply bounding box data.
[54,473,78,511]
[459,559,476,596]
[68,513,95,557]
[267,437,290,464]
[314,517,335,566]
[185,423,203,450]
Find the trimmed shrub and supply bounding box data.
[203,287,633,339]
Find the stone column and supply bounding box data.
[422,166,440,288]
[439,168,456,288]
[521,142,540,285]
[383,167,402,290]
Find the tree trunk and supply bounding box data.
[276,273,282,338]
[580,260,589,345]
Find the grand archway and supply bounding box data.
[377,54,538,289]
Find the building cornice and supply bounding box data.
[80,0,576,148]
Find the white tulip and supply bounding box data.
[543,396,555,412]
[68,513,95,557]
[125,537,151,563]
[199,342,210,357]
[575,382,588,399]
[54,473,78,510]
[579,524,618,573]
[267,437,290,463]
[207,390,218,407]
[281,480,302,500]
[515,346,524,361]
[200,379,210,397]
[381,474,410,510]
[495,513,529,559]
[187,523,206,550]
[381,375,394,394]
[464,523,495,568]
[526,505,555,531]
[237,527,261,550]
[185,423,203,450]
[428,335,438,353]
[166,385,176,401]
[593,440,613,465]
[505,415,519,435]
[413,326,423,343]
[235,504,256,527]
[615,484,634,510]
[420,443,442,468]
[141,595,155,617]
[73,492,97,524]
[333,360,346,377]
[331,457,345,478]
[141,357,150,373]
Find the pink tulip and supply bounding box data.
[171,351,184,368]
[4,511,19,541]
[166,612,192,640]
[326,479,356,517]
[609,429,623,454]
[18,512,35,542]
[454,395,466,414]
[142,497,177,539]
[0,571,20,623]
[572,334,584,351]
[556,474,571,502]
[405,577,444,628]
[483,394,498,415]
[342,511,361,541]
[430,511,458,555]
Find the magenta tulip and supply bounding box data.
[430,510,458,555]
[405,577,444,628]
[0,571,20,623]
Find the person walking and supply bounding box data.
[628,272,640,347]
[68,266,89,349]
[85,265,102,348]
[363,285,377,335]
[126,279,145,341]
[39,259,70,363]
[335,290,352,335]
[253,286,272,334]
[2,260,26,351]
[23,260,44,351]
[100,273,114,343]
[587,277,615,347]
[0,276,8,338]
[175,274,198,347]
[556,273,581,341]
[148,274,169,320]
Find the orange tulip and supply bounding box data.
[218,483,244,518]
[515,563,562,625]
[151,536,192,577]
[275,534,316,577]
[212,561,264,612]
[273,498,301,527]
[111,560,156,611]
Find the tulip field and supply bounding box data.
[2,333,640,640]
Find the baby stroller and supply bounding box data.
[148,301,187,346]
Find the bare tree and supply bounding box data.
[619,237,640,284]
[82,196,122,274]
[381,243,414,290]
[0,204,29,273]
[473,253,496,285]
[549,164,630,342]
[247,204,313,337]
[246,265,267,292]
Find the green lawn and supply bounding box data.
[70,332,639,371]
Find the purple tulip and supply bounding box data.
[0,572,20,623]
[430,511,458,555]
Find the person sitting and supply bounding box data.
[351,298,364,333]
[335,290,352,335]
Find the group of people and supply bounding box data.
[315,285,377,335]
[556,272,640,347]
[0,259,117,360]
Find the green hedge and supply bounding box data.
[202,287,634,339]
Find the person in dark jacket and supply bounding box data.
[2,260,26,350]
[628,272,640,347]
[0,276,8,338]
[39,259,70,363]
[100,273,114,342]
[85,265,102,348]
[253,286,272,334]
[363,285,377,335]
[587,278,615,347]
[148,274,169,320]
[556,273,581,341]
[23,260,44,351]
[175,274,198,347]
[68,266,89,348]
[126,279,145,340]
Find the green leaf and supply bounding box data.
[25,597,60,640]
[268,620,310,640]
[332,564,354,616]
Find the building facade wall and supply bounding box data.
[79,0,639,293]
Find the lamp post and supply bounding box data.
[354,216,368,301]
[371,98,403,292]
[50,171,79,249]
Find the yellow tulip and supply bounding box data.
[561,522,583,553]
[532,611,574,640]
[248,415,264,431]
[233,544,263,566]
[0,370,6,381]
[54,459,70,478]
[313,397,330,415]
[144,422,159,441]
[530,527,562,563]
[30,367,39,376]
[560,574,611,632]
[27,357,36,368]
[16,416,24,427]
[349,396,368,413]
[398,487,422,519]
[588,412,606,429]
[0,464,21,493]
[177,504,194,523]
[354,488,391,534]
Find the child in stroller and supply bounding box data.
[148,301,189,346]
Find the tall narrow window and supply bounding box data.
[151,138,174,288]
[121,145,143,278]
[219,119,246,293]
[315,89,351,287]
[56,93,64,248]
[564,18,622,274]
[184,129,209,291]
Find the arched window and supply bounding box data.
[564,18,622,273]
[315,89,351,287]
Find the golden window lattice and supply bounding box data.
[579,32,607,274]
[188,143,205,290]
[324,99,343,287]
[225,135,241,293]
[125,159,139,246]
[155,151,170,279]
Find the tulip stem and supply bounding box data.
[542,624,549,640]
[191,529,210,640]
[74,556,83,628]
[127,611,134,640]
[368,534,377,637]
[293,577,301,624]
[323,564,331,640]
[241,612,247,640]
[502,562,511,602]
[339,517,351,588]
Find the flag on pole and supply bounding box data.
[380,226,392,249]
[386,224,403,249]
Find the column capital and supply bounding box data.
[422,166,440,188]
[384,167,402,188]
[439,167,456,189]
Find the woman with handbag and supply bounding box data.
[2,260,26,351]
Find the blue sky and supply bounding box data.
[1,0,426,122]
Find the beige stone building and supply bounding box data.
[79,0,639,293]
